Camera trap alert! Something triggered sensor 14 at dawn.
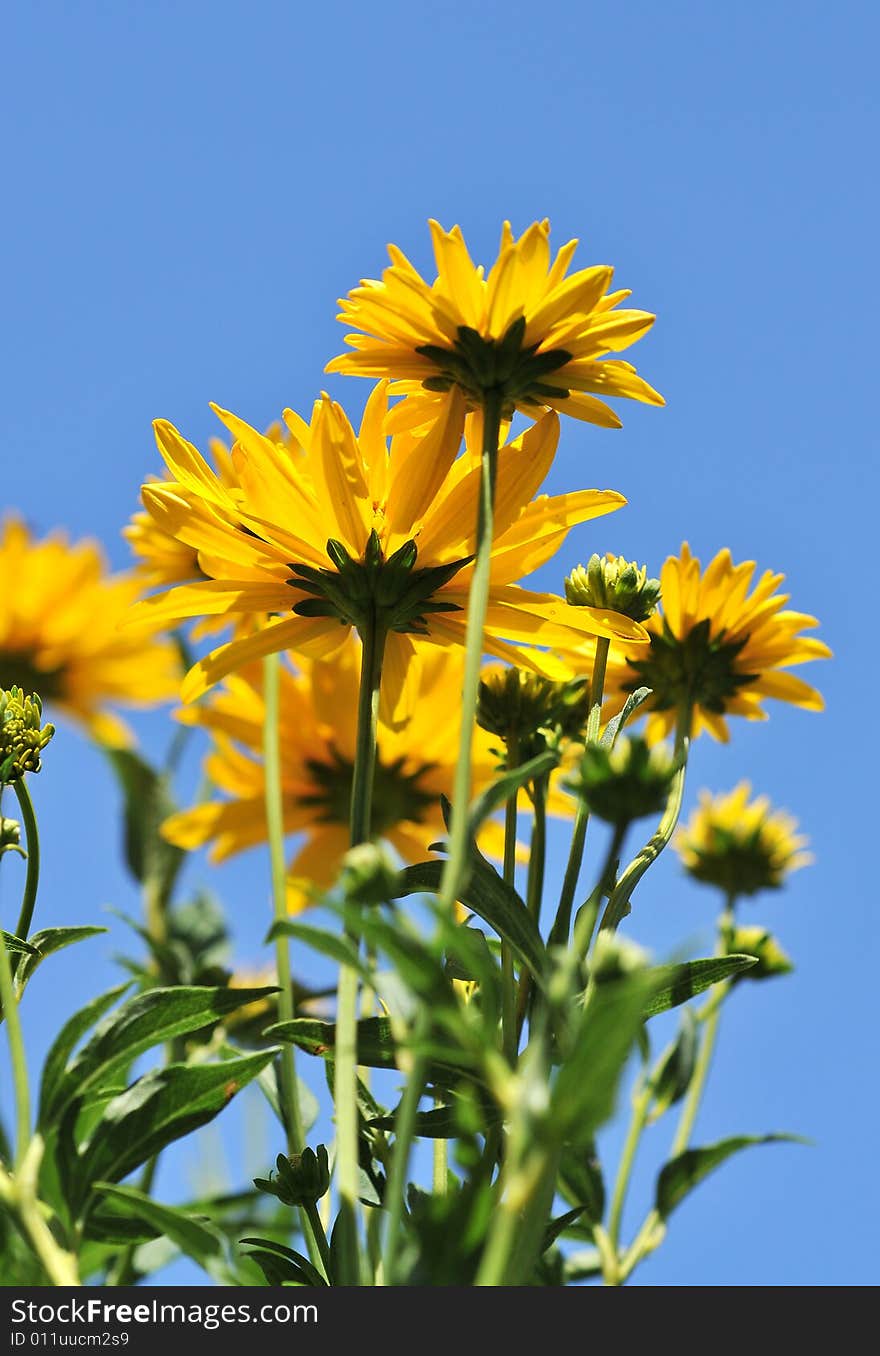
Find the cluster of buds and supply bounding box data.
[254,1146,331,1207]
[477,665,590,762]
[0,687,54,784]
[565,554,661,623]
[565,735,677,826]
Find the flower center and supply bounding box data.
[417,318,572,412]
[300,747,437,836]
[288,530,471,636]
[0,653,64,703]
[623,618,757,714]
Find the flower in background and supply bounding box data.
[675,782,812,896]
[126,385,648,719]
[595,543,829,741]
[0,518,180,746]
[161,641,508,912]
[327,219,663,431]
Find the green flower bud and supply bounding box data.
[254,1145,331,1207]
[0,687,54,784]
[0,816,23,859]
[590,930,650,981]
[727,925,793,981]
[476,665,589,759]
[565,554,661,623]
[565,735,677,825]
[338,841,401,906]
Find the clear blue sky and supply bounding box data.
[2,1,877,1286]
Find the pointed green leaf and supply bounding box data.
[14,926,108,988]
[601,687,652,747]
[648,1009,698,1121]
[38,982,133,1128]
[656,1134,806,1219]
[395,858,546,985]
[0,931,38,956]
[643,955,757,1019]
[91,1183,224,1266]
[65,1049,278,1217]
[266,920,368,978]
[465,748,559,835]
[558,1142,605,1227]
[41,985,279,1125]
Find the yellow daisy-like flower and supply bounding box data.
[0,517,180,747]
[126,384,648,721]
[161,642,509,912]
[676,782,812,896]
[597,543,830,742]
[326,219,664,430]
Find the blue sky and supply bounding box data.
[2,0,877,1285]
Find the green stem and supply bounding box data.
[335,619,386,1286]
[0,1139,80,1286]
[586,638,610,745]
[304,1200,334,1279]
[437,390,502,920]
[501,735,520,1065]
[382,1045,428,1286]
[607,1079,651,1258]
[12,779,40,948]
[516,776,547,1036]
[600,710,691,934]
[262,653,323,1274]
[0,914,30,1163]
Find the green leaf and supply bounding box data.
[266,920,367,977]
[368,1103,499,1139]
[105,748,185,903]
[601,687,652,747]
[656,1134,805,1219]
[558,1142,605,1227]
[65,1049,278,1217]
[269,1016,474,1083]
[38,982,133,1128]
[240,1237,326,1287]
[41,985,279,1125]
[14,926,108,988]
[552,970,656,1144]
[542,1207,589,1253]
[91,1184,225,1268]
[643,955,757,1019]
[648,1009,698,1121]
[0,931,38,956]
[465,748,559,834]
[395,858,546,985]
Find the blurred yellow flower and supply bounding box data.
[676,783,812,896]
[127,385,647,720]
[326,219,663,430]
[0,517,180,747]
[596,543,829,741]
[161,641,508,911]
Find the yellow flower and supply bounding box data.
[126,385,648,720]
[0,517,180,747]
[161,641,510,911]
[676,783,812,896]
[326,219,663,429]
[597,543,830,741]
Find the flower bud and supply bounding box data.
[0,687,54,783]
[675,783,811,897]
[565,554,661,623]
[565,735,677,825]
[727,925,793,980]
[591,930,650,981]
[477,664,589,758]
[338,841,401,906]
[254,1146,331,1207]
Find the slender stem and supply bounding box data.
[586,638,610,745]
[501,735,520,1065]
[335,619,386,1286]
[600,711,691,934]
[382,1046,428,1286]
[262,653,323,1274]
[516,776,547,1036]
[0,915,30,1162]
[433,1107,448,1195]
[437,390,502,919]
[607,1080,651,1257]
[12,779,40,947]
[669,898,736,1157]
[304,1200,334,1279]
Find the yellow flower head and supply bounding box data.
[598,543,830,741]
[326,219,664,431]
[126,384,648,721]
[0,518,180,747]
[676,782,812,897]
[161,641,509,912]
